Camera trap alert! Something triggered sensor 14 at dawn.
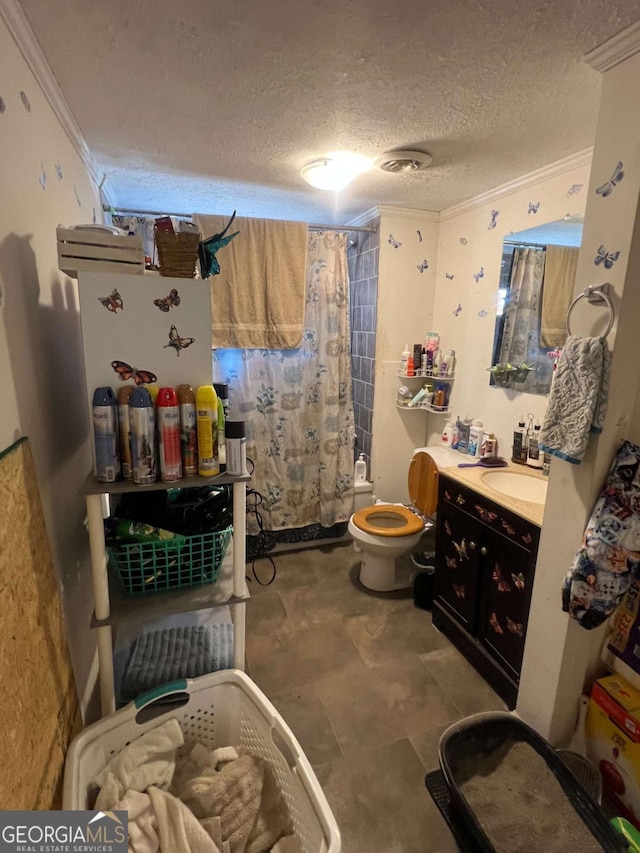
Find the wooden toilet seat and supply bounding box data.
[352,451,439,538]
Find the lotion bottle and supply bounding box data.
[354,453,367,482]
[527,421,544,468]
[401,344,410,374]
[468,420,484,458]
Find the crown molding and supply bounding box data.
[584,21,640,72]
[347,207,380,228]
[0,0,115,205]
[440,147,593,222]
[376,205,439,222]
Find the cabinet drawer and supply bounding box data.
[439,475,540,555]
[434,507,481,633]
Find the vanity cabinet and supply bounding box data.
[433,474,540,708]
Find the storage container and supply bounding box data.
[63,670,340,853]
[107,524,232,596]
[57,225,144,278]
[155,231,201,278]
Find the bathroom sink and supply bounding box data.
[480,471,548,505]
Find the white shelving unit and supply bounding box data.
[83,471,250,717]
[396,370,455,415]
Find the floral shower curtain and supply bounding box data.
[213,231,355,535]
[499,246,553,394]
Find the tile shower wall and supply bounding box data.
[348,220,379,471]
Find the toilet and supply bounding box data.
[348,449,441,592]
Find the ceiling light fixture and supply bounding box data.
[301,152,372,191]
[374,149,432,173]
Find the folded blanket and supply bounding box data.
[539,335,611,464]
[122,624,234,702]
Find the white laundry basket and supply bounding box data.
[64,669,340,853]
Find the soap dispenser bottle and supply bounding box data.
[354,453,367,482]
[527,420,544,469]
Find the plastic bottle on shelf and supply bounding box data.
[512,415,527,465]
[406,353,415,377]
[401,344,410,374]
[354,453,367,482]
[450,416,460,450]
[457,417,472,454]
[441,420,455,446]
[468,420,484,458]
[196,385,220,477]
[481,433,498,458]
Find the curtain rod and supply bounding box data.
[102,205,377,234]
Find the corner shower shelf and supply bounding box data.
[395,402,452,415]
[397,370,455,381]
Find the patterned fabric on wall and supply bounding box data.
[214,231,355,533]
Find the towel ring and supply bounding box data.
[566,285,615,339]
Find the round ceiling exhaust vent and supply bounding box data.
[374,150,432,173]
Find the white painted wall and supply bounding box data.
[0,15,101,717]
[430,155,592,453]
[518,48,640,745]
[371,207,439,502]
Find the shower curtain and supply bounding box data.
[214,230,355,540]
[499,246,553,394]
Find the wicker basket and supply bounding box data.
[155,231,200,278]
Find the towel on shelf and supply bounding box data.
[562,440,640,629]
[539,335,611,464]
[193,213,308,349]
[122,623,234,702]
[540,245,579,348]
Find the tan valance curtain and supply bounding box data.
[193,213,308,349]
[540,245,580,348]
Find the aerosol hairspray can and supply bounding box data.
[196,385,219,477]
[177,384,197,475]
[92,387,120,483]
[157,387,182,482]
[129,387,157,485]
[225,420,246,476]
[117,385,134,480]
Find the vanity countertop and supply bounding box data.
[439,459,547,526]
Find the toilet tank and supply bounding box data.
[354,480,375,511]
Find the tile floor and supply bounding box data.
[244,541,507,853]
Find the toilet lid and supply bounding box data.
[352,504,424,537]
[408,451,439,517]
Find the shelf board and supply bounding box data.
[81,470,251,496]
[91,541,249,628]
[397,371,455,381]
[396,403,451,415]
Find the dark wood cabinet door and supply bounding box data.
[434,502,482,633]
[477,531,536,682]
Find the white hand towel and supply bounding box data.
[539,335,611,464]
[114,790,159,853]
[148,786,221,853]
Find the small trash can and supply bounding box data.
[412,552,435,610]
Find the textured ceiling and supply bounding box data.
[18,0,640,224]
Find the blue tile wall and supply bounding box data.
[348,219,379,474]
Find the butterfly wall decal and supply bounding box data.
[489,612,504,634]
[473,267,484,283]
[596,161,624,198]
[417,230,423,243]
[445,556,457,570]
[501,519,515,536]
[453,583,465,599]
[111,360,157,385]
[445,273,455,280]
[594,244,620,269]
[453,303,463,317]
[164,324,195,356]
[528,202,540,214]
[459,237,468,245]
[475,504,497,524]
[511,572,525,592]
[154,288,180,312]
[487,210,499,230]
[198,210,240,278]
[388,234,402,249]
[506,617,524,637]
[417,259,429,273]
[478,309,488,318]
[492,566,512,593]
[98,288,124,313]
[522,532,532,545]
[453,539,469,560]
[566,183,583,197]
[456,493,465,505]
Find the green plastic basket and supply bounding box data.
[106,525,233,597]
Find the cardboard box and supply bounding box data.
[586,673,640,828]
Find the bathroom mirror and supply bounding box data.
[490,216,583,396]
